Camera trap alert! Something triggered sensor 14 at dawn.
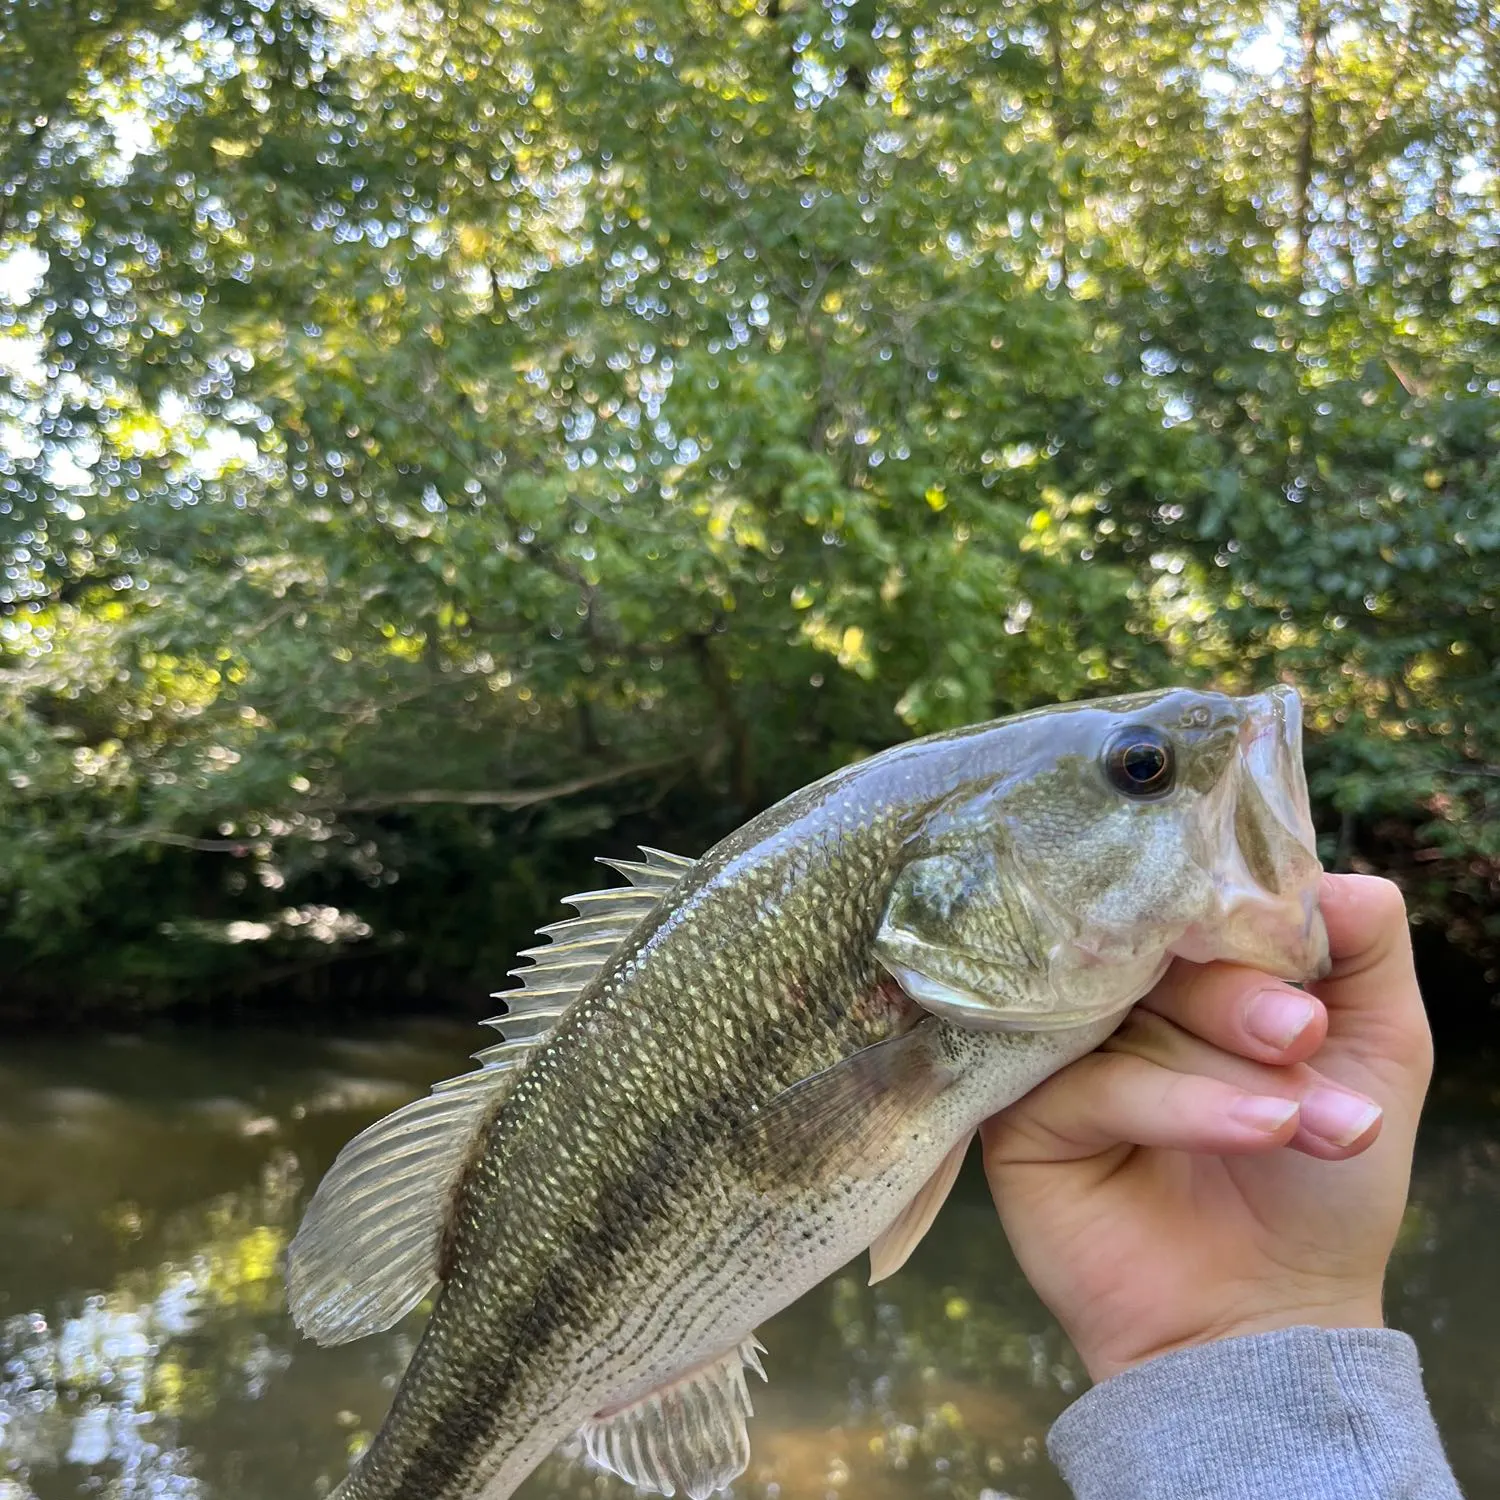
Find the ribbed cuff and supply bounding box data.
[1047,1327,1463,1499]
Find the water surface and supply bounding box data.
[0,1023,1495,1500]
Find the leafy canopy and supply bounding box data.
[1,0,1496,1010]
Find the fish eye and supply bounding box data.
[1104,726,1176,798]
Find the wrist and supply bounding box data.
[1077,1297,1386,1383]
[1048,1326,1462,1500]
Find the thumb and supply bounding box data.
[1310,875,1433,1106]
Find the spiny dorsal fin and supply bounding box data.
[285,846,696,1347]
[578,1338,767,1500]
[481,844,692,1031]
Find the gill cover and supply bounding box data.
[875,842,1080,1030]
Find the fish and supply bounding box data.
[286,684,1329,1500]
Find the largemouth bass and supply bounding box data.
[287,686,1329,1500]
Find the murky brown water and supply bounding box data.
[0,1022,1495,1500]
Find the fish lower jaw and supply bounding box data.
[1171,892,1331,982]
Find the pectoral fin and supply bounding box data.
[733,1023,955,1190]
[577,1338,767,1500]
[867,1132,972,1285]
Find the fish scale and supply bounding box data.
[287,687,1331,1500]
[338,804,918,1500]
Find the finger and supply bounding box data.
[1318,874,1415,979]
[984,1048,1302,1165]
[1311,874,1433,1086]
[1107,1010,1384,1161]
[1315,874,1422,1007]
[1140,958,1328,1064]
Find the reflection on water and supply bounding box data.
[0,1024,1495,1500]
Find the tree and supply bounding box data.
[1,0,1496,1013]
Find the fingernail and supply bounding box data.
[1231,1094,1300,1134]
[1301,1088,1383,1147]
[1245,989,1318,1050]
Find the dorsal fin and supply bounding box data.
[285,1067,516,1345]
[480,845,692,1031]
[285,846,696,1347]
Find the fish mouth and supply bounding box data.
[1240,686,1319,866]
[1174,686,1331,982]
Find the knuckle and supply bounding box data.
[1152,961,1265,1020]
[1105,1009,1181,1063]
[1407,1008,1437,1076]
[1155,1069,1193,1116]
[1362,875,1410,923]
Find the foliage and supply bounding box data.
[0,0,1496,1013]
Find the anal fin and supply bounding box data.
[578,1338,767,1500]
[867,1132,971,1285]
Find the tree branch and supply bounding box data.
[101,760,687,854]
[1046,10,1074,284]
[690,631,755,808]
[1293,2,1325,277]
[104,830,260,853]
[1349,33,1415,169]
[340,756,686,812]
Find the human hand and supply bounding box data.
[980,873,1433,1383]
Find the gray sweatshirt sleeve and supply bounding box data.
[1047,1326,1463,1499]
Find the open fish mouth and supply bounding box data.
[1240,685,1320,871]
[1174,684,1330,981]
